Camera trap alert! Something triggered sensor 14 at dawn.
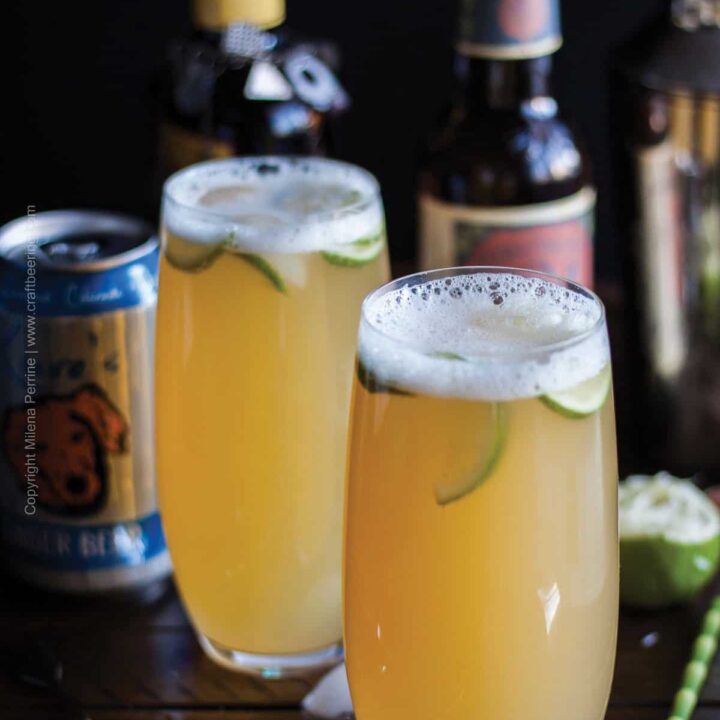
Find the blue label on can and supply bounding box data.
[0,246,158,317]
[457,0,561,59]
[0,511,167,571]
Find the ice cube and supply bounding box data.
[302,663,353,719]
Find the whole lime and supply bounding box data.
[619,473,720,609]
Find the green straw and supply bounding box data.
[668,595,720,720]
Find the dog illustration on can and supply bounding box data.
[2,383,128,516]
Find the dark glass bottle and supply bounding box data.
[615,0,720,480]
[158,0,348,178]
[419,0,596,286]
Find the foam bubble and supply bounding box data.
[358,271,609,401]
[162,157,383,253]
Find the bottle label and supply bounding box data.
[419,187,596,286]
[457,0,562,59]
[159,123,234,180]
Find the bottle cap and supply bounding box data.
[457,0,562,60]
[193,0,285,30]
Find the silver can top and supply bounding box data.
[0,210,156,273]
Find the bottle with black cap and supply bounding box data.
[159,0,349,177]
[419,0,596,286]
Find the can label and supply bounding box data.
[0,249,158,317]
[0,512,166,571]
[419,187,596,287]
[0,229,169,590]
[457,0,562,59]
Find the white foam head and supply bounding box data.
[358,269,610,401]
[162,157,384,253]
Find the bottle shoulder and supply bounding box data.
[422,105,591,206]
[160,32,332,155]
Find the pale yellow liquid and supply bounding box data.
[156,232,389,654]
[345,376,618,720]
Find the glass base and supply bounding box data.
[198,634,344,678]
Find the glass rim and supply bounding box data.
[360,266,607,361]
[162,155,382,228]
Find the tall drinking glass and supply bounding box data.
[345,267,618,719]
[156,157,389,676]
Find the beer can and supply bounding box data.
[0,210,171,593]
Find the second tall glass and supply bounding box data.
[345,267,618,720]
[155,157,389,676]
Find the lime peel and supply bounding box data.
[235,253,287,294]
[164,232,288,293]
[435,403,507,506]
[164,235,225,273]
[429,351,466,361]
[321,230,384,267]
[540,364,611,419]
[356,361,412,396]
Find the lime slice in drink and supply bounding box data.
[540,364,611,419]
[321,231,384,268]
[435,403,507,506]
[356,360,413,396]
[620,473,720,609]
[233,253,287,294]
[429,351,466,361]
[164,233,224,273]
[164,233,288,293]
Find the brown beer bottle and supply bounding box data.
[159,0,348,177]
[419,0,596,285]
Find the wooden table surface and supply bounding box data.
[1,569,719,720]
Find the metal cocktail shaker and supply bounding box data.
[618,0,720,479]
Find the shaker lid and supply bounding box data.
[622,10,720,95]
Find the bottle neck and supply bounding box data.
[458,54,554,112]
[456,0,562,60]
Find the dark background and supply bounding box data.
[3,0,667,281]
